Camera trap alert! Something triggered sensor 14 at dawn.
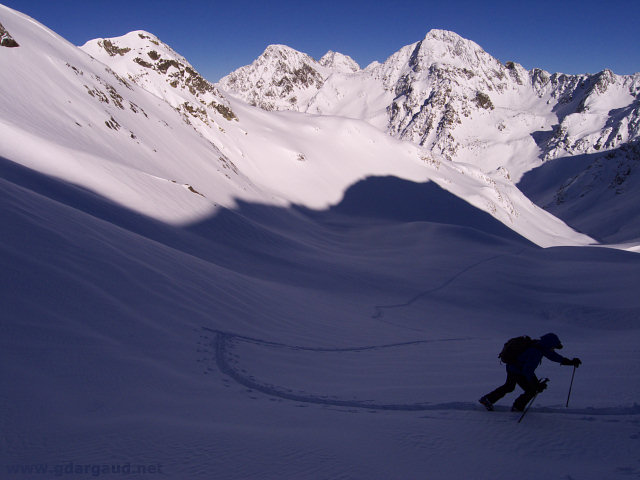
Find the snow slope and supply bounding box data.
[3,145,640,480]
[519,140,640,248]
[0,5,594,249]
[1,5,640,480]
[0,9,254,225]
[220,30,640,246]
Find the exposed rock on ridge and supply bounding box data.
[0,21,19,47]
[219,45,328,111]
[82,31,238,137]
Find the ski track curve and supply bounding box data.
[202,327,640,416]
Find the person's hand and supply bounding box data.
[571,357,582,368]
[537,380,548,393]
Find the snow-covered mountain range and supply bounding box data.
[2,5,640,479]
[220,29,640,169]
[219,30,640,246]
[2,4,616,249]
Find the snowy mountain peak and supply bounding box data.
[261,43,313,61]
[219,45,364,112]
[82,30,193,80]
[422,28,479,48]
[219,44,327,111]
[319,50,360,73]
[424,28,463,41]
[81,31,237,135]
[415,28,498,70]
[83,30,191,69]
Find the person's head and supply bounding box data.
[540,333,563,349]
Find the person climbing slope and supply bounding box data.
[479,333,581,412]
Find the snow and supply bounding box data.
[1,4,640,480]
[518,143,640,245]
[319,50,360,73]
[3,156,640,479]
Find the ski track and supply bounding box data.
[372,249,524,319]
[203,327,640,416]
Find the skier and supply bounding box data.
[479,333,581,412]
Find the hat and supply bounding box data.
[540,333,563,349]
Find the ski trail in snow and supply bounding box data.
[202,327,467,352]
[208,329,455,411]
[203,328,640,415]
[372,249,525,319]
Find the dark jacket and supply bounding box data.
[507,333,569,381]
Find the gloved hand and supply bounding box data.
[537,380,548,393]
[562,357,582,367]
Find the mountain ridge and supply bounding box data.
[216,28,640,246]
[219,28,640,169]
[0,4,635,249]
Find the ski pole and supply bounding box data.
[518,378,548,423]
[566,365,576,408]
[517,393,538,423]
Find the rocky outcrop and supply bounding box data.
[533,70,640,160]
[81,31,238,136]
[218,45,327,111]
[0,22,19,47]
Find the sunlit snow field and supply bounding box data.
[1,4,639,479]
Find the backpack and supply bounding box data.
[498,336,533,365]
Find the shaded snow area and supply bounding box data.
[1,4,639,480]
[519,141,640,249]
[2,159,640,480]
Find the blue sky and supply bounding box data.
[4,0,639,82]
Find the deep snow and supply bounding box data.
[2,157,640,480]
[1,4,640,480]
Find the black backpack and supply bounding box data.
[498,336,533,365]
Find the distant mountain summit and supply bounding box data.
[219,28,640,173]
[82,31,238,136]
[218,44,332,112]
[319,51,360,73]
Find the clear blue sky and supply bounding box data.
[3,0,639,82]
